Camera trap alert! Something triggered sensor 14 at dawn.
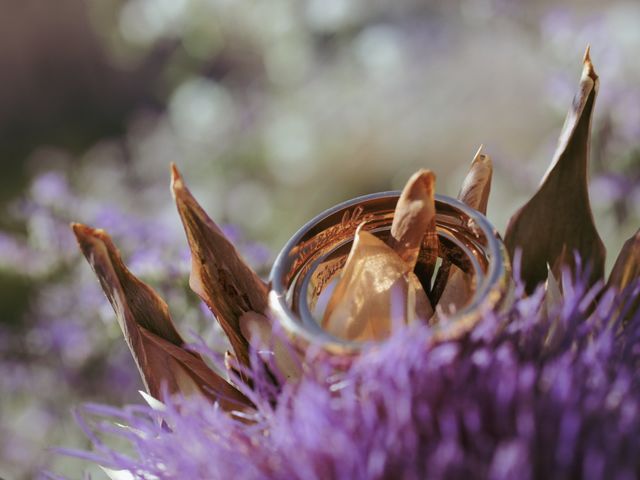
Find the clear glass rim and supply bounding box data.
[269,191,511,354]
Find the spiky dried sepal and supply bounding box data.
[170,165,269,370]
[72,223,250,409]
[505,48,605,292]
[457,147,493,214]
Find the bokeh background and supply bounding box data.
[0,0,639,477]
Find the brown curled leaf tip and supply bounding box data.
[71,223,251,409]
[388,169,437,269]
[608,229,640,291]
[457,146,492,215]
[504,49,605,293]
[72,223,182,345]
[170,164,269,370]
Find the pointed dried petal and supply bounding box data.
[72,223,250,409]
[322,227,432,342]
[457,147,492,215]
[607,229,640,291]
[72,224,182,347]
[170,164,269,369]
[388,169,437,269]
[504,49,605,292]
[433,149,492,310]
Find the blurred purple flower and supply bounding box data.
[30,171,74,209]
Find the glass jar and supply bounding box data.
[269,191,511,355]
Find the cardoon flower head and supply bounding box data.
[63,49,639,478]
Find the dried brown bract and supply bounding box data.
[432,148,492,313]
[171,164,269,370]
[505,47,606,292]
[72,224,251,409]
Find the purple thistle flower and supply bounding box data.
[55,273,640,479]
